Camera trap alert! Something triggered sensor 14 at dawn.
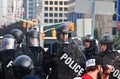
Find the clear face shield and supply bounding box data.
[29,37,39,47]
[58,33,69,44]
[1,38,16,50]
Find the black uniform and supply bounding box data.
[98,34,120,79]
[83,34,98,60]
[43,24,86,79]
[25,29,45,78]
[1,34,16,79]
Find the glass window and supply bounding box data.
[45,7,48,11]
[112,14,117,21]
[45,1,48,5]
[64,8,68,11]
[64,19,67,22]
[54,1,58,5]
[112,27,117,35]
[59,1,63,5]
[64,1,67,5]
[54,19,58,23]
[29,0,33,1]
[54,13,58,17]
[50,7,53,11]
[49,19,53,23]
[113,1,117,8]
[44,19,48,23]
[59,19,62,22]
[49,13,53,17]
[55,7,58,11]
[29,3,33,6]
[50,1,53,5]
[59,13,62,17]
[44,13,48,17]
[59,7,63,11]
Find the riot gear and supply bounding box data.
[26,29,39,47]
[83,34,98,59]
[10,29,24,44]
[1,34,15,50]
[99,34,114,51]
[43,24,86,79]
[12,55,34,79]
[99,34,120,79]
[57,24,71,43]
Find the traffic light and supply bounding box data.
[32,18,38,27]
[52,29,56,37]
[27,21,31,29]
[23,20,26,28]
[69,22,74,31]
[41,34,46,40]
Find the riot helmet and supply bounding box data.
[12,55,34,79]
[26,29,39,47]
[10,29,24,44]
[57,24,71,43]
[99,34,114,51]
[1,34,16,50]
[83,34,96,48]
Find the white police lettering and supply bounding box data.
[112,67,120,79]
[60,53,84,76]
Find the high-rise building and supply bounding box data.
[23,0,69,25]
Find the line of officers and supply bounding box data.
[0,24,120,79]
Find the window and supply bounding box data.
[29,0,33,1]
[113,1,117,8]
[64,19,67,22]
[54,19,58,23]
[45,1,48,5]
[54,1,58,5]
[59,7,63,11]
[64,8,68,11]
[50,7,53,11]
[54,13,58,17]
[45,7,48,11]
[112,14,117,21]
[59,13,62,17]
[44,13,48,17]
[49,19,53,23]
[64,1,67,5]
[59,19,62,22]
[44,19,48,23]
[112,27,117,35]
[59,1,63,5]
[50,1,53,5]
[55,7,58,11]
[49,13,53,17]
[29,3,33,6]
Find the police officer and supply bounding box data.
[43,24,86,79]
[0,34,16,79]
[83,34,98,59]
[25,29,45,78]
[10,29,26,57]
[12,55,40,79]
[98,34,120,79]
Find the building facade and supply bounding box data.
[68,0,118,38]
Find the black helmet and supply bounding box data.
[27,29,38,38]
[57,24,71,34]
[10,29,24,44]
[83,34,96,48]
[26,29,39,47]
[84,34,94,42]
[1,34,16,50]
[99,34,114,44]
[99,34,114,51]
[12,55,34,79]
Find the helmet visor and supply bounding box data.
[29,38,39,47]
[2,38,15,50]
